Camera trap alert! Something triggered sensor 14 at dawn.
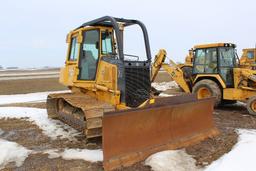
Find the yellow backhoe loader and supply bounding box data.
[240,48,256,69]
[46,16,218,170]
[154,43,256,115]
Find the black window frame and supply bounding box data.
[77,29,100,81]
[68,36,79,61]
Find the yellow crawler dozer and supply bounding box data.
[46,16,218,170]
[155,43,256,115]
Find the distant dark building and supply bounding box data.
[6,67,18,70]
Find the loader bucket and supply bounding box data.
[102,95,219,170]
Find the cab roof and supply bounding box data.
[194,43,236,49]
[242,48,256,51]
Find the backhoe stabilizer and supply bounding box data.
[102,95,218,170]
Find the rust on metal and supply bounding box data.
[102,95,219,170]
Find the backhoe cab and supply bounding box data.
[157,43,256,115]
[192,43,238,89]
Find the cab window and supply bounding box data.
[218,47,236,87]
[101,31,113,55]
[69,37,79,61]
[78,30,99,80]
[247,51,254,59]
[193,48,217,74]
[219,47,236,67]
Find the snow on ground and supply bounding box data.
[159,93,174,97]
[145,129,256,171]
[152,81,178,91]
[0,107,80,140]
[205,129,256,171]
[0,139,32,169]
[0,140,102,169]
[0,90,70,105]
[43,149,102,162]
[43,149,61,159]
[145,149,201,171]
[61,149,103,162]
[43,148,103,162]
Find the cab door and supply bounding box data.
[59,35,80,86]
[218,47,236,87]
[78,29,100,80]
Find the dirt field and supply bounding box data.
[0,78,66,95]
[1,71,256,170]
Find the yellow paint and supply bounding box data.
[151,49,167,82]
[194,43,235,49]
[194,74,226,89]
[196,87,212,99]
[240,48,256,68]
[223,88,256,100]
[59,26,123,107]
[162,63,191,93]
[184,49,194,65]
[149,99,155,104]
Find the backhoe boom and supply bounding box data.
[151,50,191,93]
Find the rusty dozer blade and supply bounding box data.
[102,95,219,170]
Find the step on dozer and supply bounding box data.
[103,95,218,170]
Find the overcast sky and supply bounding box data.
[1,0,256,68]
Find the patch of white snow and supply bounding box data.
[152,81,178,91]
[159,93,174,97]
[205,129,256,171]
[43,148,103,162]
[145,149,201,171]
[61,149,103,162]
[0,107,80,140]
[43,149,61,159]
[0,90,70,105]
[0,139,31,169]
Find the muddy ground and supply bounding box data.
[1,71,256,170]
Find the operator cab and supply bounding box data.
[64,16,152,107]
[192,43,238,87]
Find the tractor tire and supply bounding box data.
[192,79,222,107]
[246,96,256,116]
